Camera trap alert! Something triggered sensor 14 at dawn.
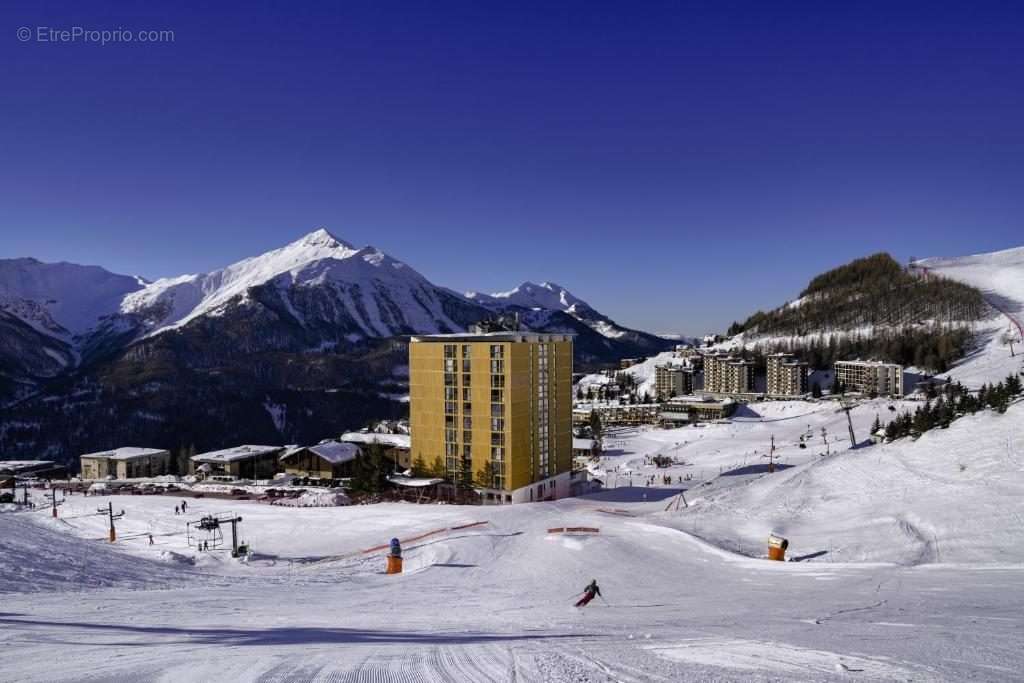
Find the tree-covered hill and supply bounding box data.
[726,253,991,373]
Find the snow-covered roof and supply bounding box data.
[572,438,597,450]
[340,432,411,449]
[387,475,445,488]
[0,460,57,473]
[282,441,361,465]
[410,331,574,343]
[80,447,168,461]
[191,445,282,463]
[835,359,903,368]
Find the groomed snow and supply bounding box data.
[3,397,1023,680]
[916,246,1024,388]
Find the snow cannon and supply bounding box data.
[768,532,789,561]
[387,537,403,574]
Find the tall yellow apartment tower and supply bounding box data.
[409,331,574,503]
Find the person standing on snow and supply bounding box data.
[575,579,602,607]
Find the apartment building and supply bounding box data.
[766,353,809,397]
[572,401,661,427]
[409,331,575,503]
[655,363,695,399]
[834,360,904,397]
[702,351,729,394]
[79,447,171,480]
[659,396,736,425]
[703,352,755,394]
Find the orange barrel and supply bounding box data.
[386,555,403,574]
[767,532,788,561]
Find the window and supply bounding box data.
[491,432,505,446]
[462,359,472,373]
[490,344,504,359]
[463,416,472,430]
[444,373,456,387]
[491,374,505,388]
[444,358,457,372]
[461,344,471,358]
[463,402,473,414]
[491,389,504,403]
[462,373,471,386]
[462,388,471,401]
[491,403,504,417]
[490,360,504,374]
[463,430,473,443]
[444,387,457,401]
[491,417,504,432]
[444,344,456,359]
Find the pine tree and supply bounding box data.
[429,456,446,478]
[884,420,898,441]
[412,456,429,477]
[589,410,604,443]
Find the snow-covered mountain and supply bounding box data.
[1,229,670,369]
[0,258,147,390]
[0,229,672,428]
[466,281,587,313]
[465,280,665,348]
[0,257,145,341]
[120,228,482,342]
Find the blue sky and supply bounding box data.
[2,1,1022,334]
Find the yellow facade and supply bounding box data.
[409,332,573,495]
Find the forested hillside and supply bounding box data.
[727,253,991,373]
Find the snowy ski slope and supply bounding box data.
[4,400,1024,681]
[917,246,1024,387]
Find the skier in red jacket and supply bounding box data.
[575,579,601,607]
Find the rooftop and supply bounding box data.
[191,445,282,463]
[0,460,57,473]
[282,440,361,465]
[835,359,903,368]
[410,332,574,343]
[80,447,168,461]
[340,431,411,449]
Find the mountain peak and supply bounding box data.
[294,227,353,250]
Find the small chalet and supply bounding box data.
[340,431,411,470]
[190,445,283,480]
[572,438,599,459]
[279,440,363,481]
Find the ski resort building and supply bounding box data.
[409,331,577,503]
[659,396,736,425]
[79,448,171,480]
[190,445,283,480]
[339,431,412,470]
[834,360,904,398]
[766,353,809,397]
[279,440,362,481]
[703,352,756,395]
[655,363,695,399]
[572,401,661,427]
